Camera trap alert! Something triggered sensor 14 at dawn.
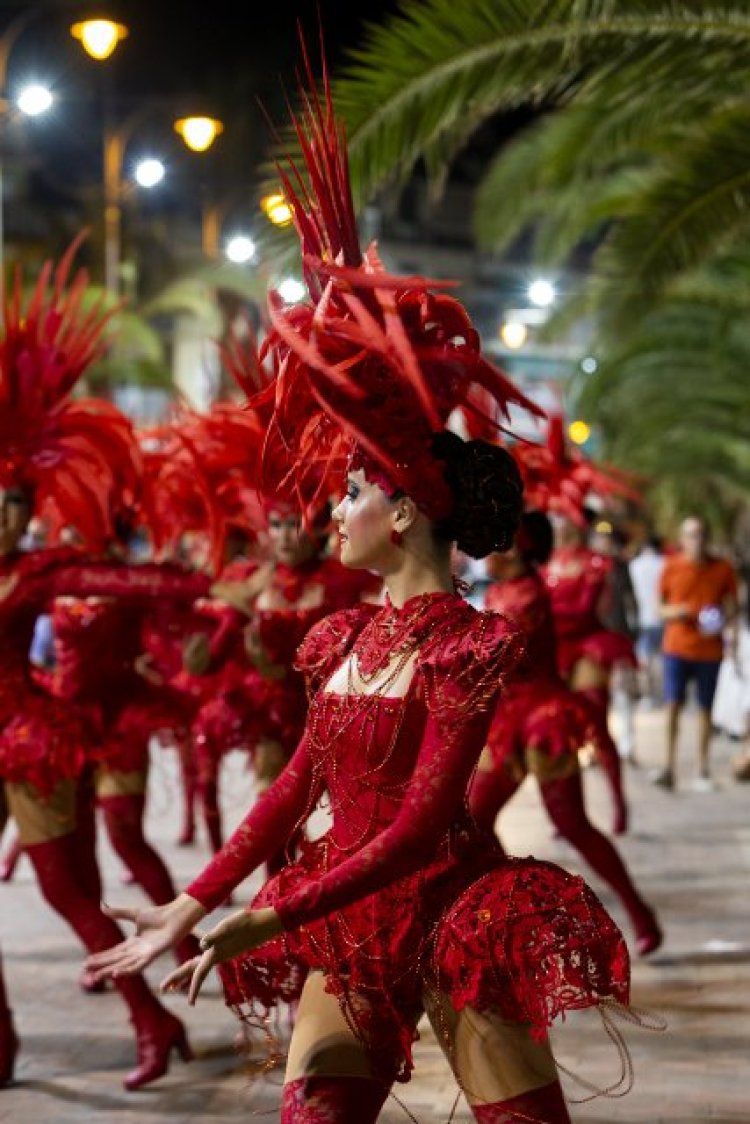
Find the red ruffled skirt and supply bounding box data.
[0,677,94,798]
[92,683,194,775]
[218,840,629,1081]
[193,670,307,769]
[557,629,637,679]
[487,677,595,779]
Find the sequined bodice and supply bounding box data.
[256,605,332,670]
[187,595,522,926]
[485,572,558,679]
[543,547,611,639]
[311,692,433,850]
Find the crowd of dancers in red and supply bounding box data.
[0,55,664,1124]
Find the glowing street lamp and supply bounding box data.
[16,83,53,117]
[528,278,556,308]
[134,158,165,188]
[174,116,223,153]
[261,192,293,226]
[568,419,591,445]
[277,277,305,304]
[225,234,256,264]
[71,19,129,61]
[173,118,225,257]
[500,319,527,350]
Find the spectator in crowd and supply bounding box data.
[592,524,640,762]
[630,535,666,706]
[657,517,738,791]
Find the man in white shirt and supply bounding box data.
[629,537,665,705]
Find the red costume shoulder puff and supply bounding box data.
[294,602,379,697]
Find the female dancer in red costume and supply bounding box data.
[44,555,208,969]
[543,515,636,834]
[470,511,661,956]
[514,417,638,836]
[88,67,642,1123]
[134,422,250,848]
[0,248,209,1089]
[194,502,380,861]
[165,398,380,860]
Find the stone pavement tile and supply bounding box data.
[1,714,750,1121]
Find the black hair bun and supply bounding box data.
[431,431,523,558]
[518,510,554,566]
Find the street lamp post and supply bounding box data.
[102,124,125,294]
[0,10,54,279]
[70,18,130,293]
[174,116,224,259]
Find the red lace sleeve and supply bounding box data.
[188,600,245,670]
[43,562,210,604]
[294,603,379,697]
[275,611,522,931]
[185,732,320,912]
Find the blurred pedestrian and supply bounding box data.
[600,527,640,762]
[630,535,665,706]
[656,516,738,791]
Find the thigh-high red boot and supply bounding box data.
[24,831,192,1089]
[468,765,520,840]
[98,791,200,965]
[0,831,22,883]
[0,951,18,1087]
[471,1080,571,1123]
[541,774,662,956]
[198,762,224,854]
[281,1075,391,1122]
[175,734,197,846]
[575,684,628,834]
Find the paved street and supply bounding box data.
[1,706,749,1123]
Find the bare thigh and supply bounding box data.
[570,657,610,691]
[285,971,378,1082]
[424,988,558,1106]
[6,779,77,845]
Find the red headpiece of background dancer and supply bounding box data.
[248,42,544,524]
[137,328,275,572]
[512,414,641,525]
[0,237,140,548]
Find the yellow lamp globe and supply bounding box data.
[261,192,293,227]
[500,320,527,350]
[71,19,129,61]
[568,420,592,445]
[174,116,224,153]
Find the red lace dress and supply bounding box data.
[192,557,380,768]
[45,565,210,776]
[186,593,629,1081]
[0,551,208,797]
[143,559,259,729]
[543,547,636,678]
[485,572,595,781]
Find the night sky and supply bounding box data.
[1,1,403,198]
[0,0,531,280]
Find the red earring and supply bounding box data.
[390,529,403,547]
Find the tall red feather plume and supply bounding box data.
[0,237,141,548]
[512,414,641,523]
[251,40,544,521]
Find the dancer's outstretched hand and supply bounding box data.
[160,907,282,1006]
[85,895,207,982]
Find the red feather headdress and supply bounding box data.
[250,42,543,521]
[0,238,140,547]
[513,415,641,524]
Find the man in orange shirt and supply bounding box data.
[656,516,738,791]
